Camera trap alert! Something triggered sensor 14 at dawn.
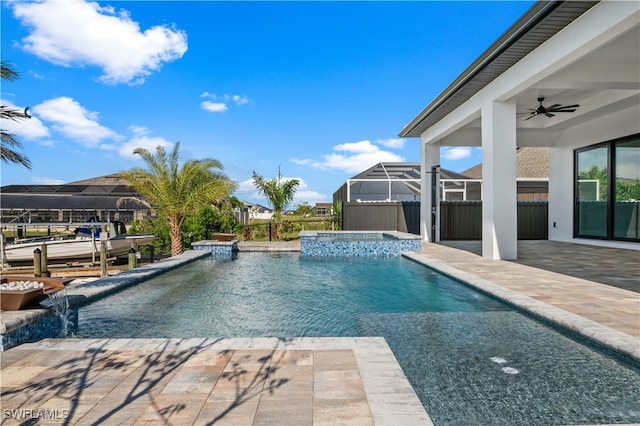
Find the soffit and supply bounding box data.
[399,1,598,138]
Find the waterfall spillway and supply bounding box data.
[46,289,72,337]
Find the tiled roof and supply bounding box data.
[66,173,130,186]
[463,147,549,179]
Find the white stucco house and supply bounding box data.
[399,0,639,259]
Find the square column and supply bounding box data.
[481,100,518,259]
[421,141,440,242]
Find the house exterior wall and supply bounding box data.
[415,1,639,258]
[548,105,640,249]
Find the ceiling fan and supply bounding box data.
[518,97,580,120]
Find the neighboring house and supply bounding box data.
[314,202,333,216]
[399,0,639,259]
[0,174,153,225]
[241,201,274,220]
[462,147,550,201]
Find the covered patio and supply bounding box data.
[400,0,640,259]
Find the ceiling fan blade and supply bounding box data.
[524,114,537,121]
[550,108,577,113]
[547,104,561,110]
[545,112,555,118]
[552,104,580,110]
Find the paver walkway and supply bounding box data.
[0,337,430,425]
[426,241,640,338]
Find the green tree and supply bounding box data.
[331,200,343,230]
[616,179,640,201]
[578,165,608,200]
[1,59,31,170]
[119,143,237,256]
[294,202,316,217]
[128,217,171,255]
[251,171,299,221]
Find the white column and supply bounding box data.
[481,100,518,259]
[421,140,440,242]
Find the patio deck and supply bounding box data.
[1,239,638,425]
[435,240,639,337]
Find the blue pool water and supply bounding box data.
[77,253,640,425]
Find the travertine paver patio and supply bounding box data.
[0,337,431,425]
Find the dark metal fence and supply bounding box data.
[440,201,548,240]
[342,201,548,240]
[342,202,420,233]
[240,218,334,241]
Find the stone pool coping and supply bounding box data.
[403,252,640,364]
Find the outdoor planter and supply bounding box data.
[211,233,236,241]
[0,276,71,311]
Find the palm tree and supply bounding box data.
[119,143,237,256]
[579,165,608,200]
[1,59,31,170]
[251,170,299,221]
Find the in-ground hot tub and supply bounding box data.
[299,230,422,257]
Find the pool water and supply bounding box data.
[77,252,640,425]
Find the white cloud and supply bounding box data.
[32,97,119,145]
[307,140,405,174]
[335,140,380,154]
[232,95,249,106]
[441,147,472,160]
[377,138,405,149]
[201,101,228,113]
[293,189,326,205]
[0,100,50,139]
[200,93,251,113]
[291,158,313,166]
[118,127,173,159]
[11,0,187,85]
[32,177,66,185]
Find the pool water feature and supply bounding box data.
[76,253,640,425]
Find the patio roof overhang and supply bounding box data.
[399,0,640,146]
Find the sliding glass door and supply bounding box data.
[614,139,640,240]
[575,134,639,242]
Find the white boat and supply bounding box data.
[0,221,156,266]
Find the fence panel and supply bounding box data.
[440,201,548,240]
[342,201,548,240]
[440,202,482,240]
[517,202,548,240]
[399,202,421,234]
[343,203,398,231]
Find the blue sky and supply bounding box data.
[1,0,534,207]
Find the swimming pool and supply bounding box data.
[77,253,640,425]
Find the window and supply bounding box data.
[575,134,639,242]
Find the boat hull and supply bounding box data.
[1,235,156,266]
